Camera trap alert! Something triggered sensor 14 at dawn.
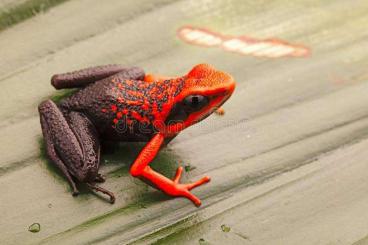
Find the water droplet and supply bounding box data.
[221,224,231,232]
[28,223,40,233]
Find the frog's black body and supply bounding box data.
[39,64,235,205]
[57,72,154,142]
[57,68,184,142]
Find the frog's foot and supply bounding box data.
[95,173,106,183]
[72,189,80,196]
[133,165,210,206]
[170,166,211,206]
[87,183,115,204]
[215,107,225,115]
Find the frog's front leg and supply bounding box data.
[38,100,115,203]
[130,134,210,206]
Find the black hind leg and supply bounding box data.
[39,102,79,195]
[38,100,115,203]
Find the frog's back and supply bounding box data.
[59,73,184,141]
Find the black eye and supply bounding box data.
[183,95,209,112]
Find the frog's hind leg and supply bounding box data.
[38,100,115,203]
[39,100,79,195]
[51,65,145,89]
[67,110,116,203]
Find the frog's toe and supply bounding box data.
[215,107,225,115]
[86,183,116,204]
[185,176,211,191]
[171,166,211,206]
[95,173,106,183]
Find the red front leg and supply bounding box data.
[130,133,210,206]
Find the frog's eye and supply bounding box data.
[183,95,209,112]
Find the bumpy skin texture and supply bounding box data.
[39,64,235,206]
[51,64,136,89]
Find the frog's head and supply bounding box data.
[163,64,236,136]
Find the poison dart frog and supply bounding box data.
[38,64,235,206]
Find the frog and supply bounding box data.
[38,63,236,206]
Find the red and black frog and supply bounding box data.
[38,63,235,206]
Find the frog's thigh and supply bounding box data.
[68,111,100,173]
[38,100,99,183]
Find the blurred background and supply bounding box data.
[1,0,368,244]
